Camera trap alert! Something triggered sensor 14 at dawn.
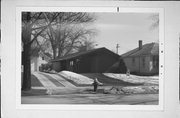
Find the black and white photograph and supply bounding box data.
[3,0,180,118]
[20,10,161,105]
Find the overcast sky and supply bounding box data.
[92,13,159,55]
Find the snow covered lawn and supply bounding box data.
[103,73,159,85]
[103,86,159,95]
[59,71,94,85]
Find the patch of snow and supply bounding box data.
[103,73,159,85]
[59,71,94,85]
[104,86,159,95]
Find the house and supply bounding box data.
[121,40,159,75]
[31,51,52,72]
[51,47,120,73]
[105,57,127,73]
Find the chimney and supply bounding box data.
[139,40,142,50]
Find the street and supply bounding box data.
[22,93,158,105]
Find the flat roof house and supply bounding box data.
[51,47,120,73]
[121,40,159,75]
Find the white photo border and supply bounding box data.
[16,6,164,111]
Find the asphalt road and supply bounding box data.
[22,93,158,105]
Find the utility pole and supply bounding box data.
[116,44,120,54]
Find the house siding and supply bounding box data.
[31,54,50,72]
[78,56,92,73]
[123,55,158,75]
[95,53,118,73]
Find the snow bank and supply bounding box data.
[59,71,94,85]
[103,73,159,85]
[104,86,159,95]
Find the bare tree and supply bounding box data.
[77,39,97,52]
[149,14,159,30]
[22,12,59,90]
[30,37,52,58]
[41,12,97,59]
[22,12,96,90]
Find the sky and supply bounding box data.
[91,13,159,55]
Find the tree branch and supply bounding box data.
[29,13,60,45]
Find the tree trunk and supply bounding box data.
[57,47,63,58]
[52,46,57,59]
[22,43,31,90]
[22,12,31,91]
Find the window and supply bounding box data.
[42,57,44,60]
[70,61,74,66]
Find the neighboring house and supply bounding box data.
[121,40,159,75]
[51,47,120,73]
[31,51,51,72]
